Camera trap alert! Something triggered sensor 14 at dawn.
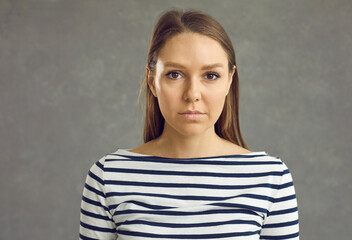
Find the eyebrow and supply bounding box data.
[164,61,224,70]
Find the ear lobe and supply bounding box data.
[146,67,157,98]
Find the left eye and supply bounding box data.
[205,72,220,80]
[166,71,182,80]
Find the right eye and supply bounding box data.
[166,71,182,80]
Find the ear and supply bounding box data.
[146,67,157,98]
[226,65,236,95]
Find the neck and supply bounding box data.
[153,123,224,158]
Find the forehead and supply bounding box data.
[158,32,228,67]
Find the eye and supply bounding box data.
[205,72,220,81]
[166,71,182,80]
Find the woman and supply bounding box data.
[79,8,299,240]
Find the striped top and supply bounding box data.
[79,149,299,240]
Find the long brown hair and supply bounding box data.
[140,8,249,149]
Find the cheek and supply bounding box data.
[156,86,180,115]
[205,89,228,115]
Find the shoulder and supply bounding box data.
[225,145,252,155]
[87,155,107,178]
[218,139,252,155]
[124,140,158,156]
[259,154,295,186]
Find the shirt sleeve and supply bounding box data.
[260,161,299,239]
[79,156,118,240]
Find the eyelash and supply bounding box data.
[206,72,221,80]
[165,71,221,81]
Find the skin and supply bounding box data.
[131,32,251,158]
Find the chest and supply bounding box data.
[104,163,274,239]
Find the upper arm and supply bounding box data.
[260,162,299,239]
[79,156,118,240]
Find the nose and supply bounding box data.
[183,77,201,102]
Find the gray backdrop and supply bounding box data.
[0,0,351,239]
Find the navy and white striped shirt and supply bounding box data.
[80,148,299,239]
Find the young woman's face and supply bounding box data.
[148,32,235,137]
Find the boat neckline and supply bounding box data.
[115,148,268,160]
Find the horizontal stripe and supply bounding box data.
[114,208,262,218]
[106,191,273,202]
[117,229,260,239]
[106,156,280,166]
[95,160,104,171]
[104,167,284,178]
[106,199,268,214]
[278,181,294,189]
[122,218,261,228]
[81,196,109,212]
[88,171,103,185]
[80,221,116,233]
[260,232,299,239]
[112,151,268,159]
[262,219,299,228]
[104,179,282,190]
[274,194,296,203]
[79,233,98,240]
[107,192,274,211]
[80,209,113,221]
[209,202,267,214]
[84,183,104,197]
[114,200,172,210]
[269,207,298,216]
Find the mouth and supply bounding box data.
[178,110,205,120]
[179,110,204,114]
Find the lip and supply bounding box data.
[180,110,204,114]
[179,110,205,120]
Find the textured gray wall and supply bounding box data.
[0,0,351,239]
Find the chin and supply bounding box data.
[175,125,212,137]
